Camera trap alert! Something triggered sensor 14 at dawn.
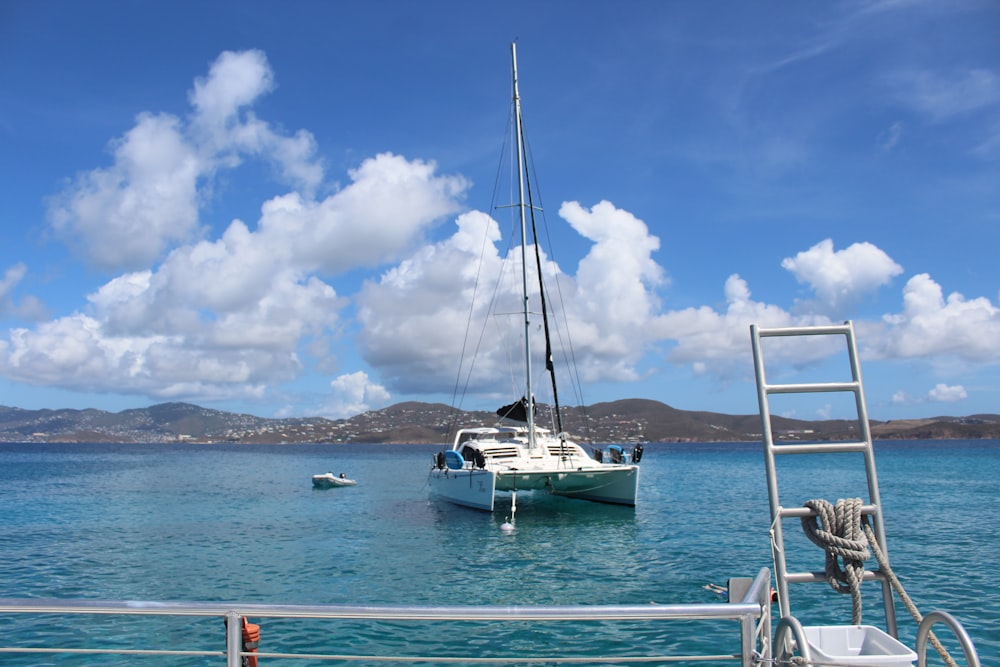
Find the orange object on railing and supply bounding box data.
[241,616,260,667]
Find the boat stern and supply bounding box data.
[428,467,498,511]
[548,465,639,506]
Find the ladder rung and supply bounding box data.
[756,324,852,338]
[769,441,868,455]
[778,504,878,519]
[765,381,859,394]
[786,571,885,585]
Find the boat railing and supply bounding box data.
[0,567,772,666]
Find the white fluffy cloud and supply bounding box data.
[47,50,325,271]
[48,113,202,270]
[892,383,968,406]
[657,274,835,379]
[259,154,467,273]
[356,210,506,395]
[188,49,323,194]
[628,241,996,390]
[4,149,465,402]
[781,239,903,314]
[3,52,468,407]
[560,201,666,369]
[868,273,1000,362]
[355,199,1000,406]
[322,371,391,419]
[189,49,275,127]
[929,383,968,403]
[356,201,673,396]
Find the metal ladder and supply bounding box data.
[749,321,899,636]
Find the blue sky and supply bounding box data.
[1,1,998,422]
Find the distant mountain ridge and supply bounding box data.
[1,400,999,444]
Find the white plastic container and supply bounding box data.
[803,625,917,666]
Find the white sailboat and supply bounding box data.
[427,43,641,514]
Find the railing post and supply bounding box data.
[739,612,755,667]
[774,615,813,666]
[226,610,243,667]
[916,610,981,667]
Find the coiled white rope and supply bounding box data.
[800,498,958,667]
[801,498,870,623]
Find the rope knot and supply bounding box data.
[801,498,871,623]
[798,499,961,667]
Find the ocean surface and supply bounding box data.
[0,439,996,665]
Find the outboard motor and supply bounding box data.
[632,444,644,463]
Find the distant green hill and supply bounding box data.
[1,400,998,444]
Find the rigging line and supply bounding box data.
[521,114,563,418]
[521,126,562,435]
[450,88,539,431]
[447,103,517,435]
[522,138,586,404]
[522,133,592,439]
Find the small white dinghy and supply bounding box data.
[311,472,357,489]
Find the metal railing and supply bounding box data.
[0,567,772,666]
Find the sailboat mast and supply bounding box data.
[511,42,536,447]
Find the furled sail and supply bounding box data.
[496,396,531,422]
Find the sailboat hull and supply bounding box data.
[427,468,497,511]
[493,467,639,504]
[545,467,639,505]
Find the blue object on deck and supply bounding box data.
[444,450,465,470]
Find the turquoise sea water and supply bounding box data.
[0,439,996,664]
